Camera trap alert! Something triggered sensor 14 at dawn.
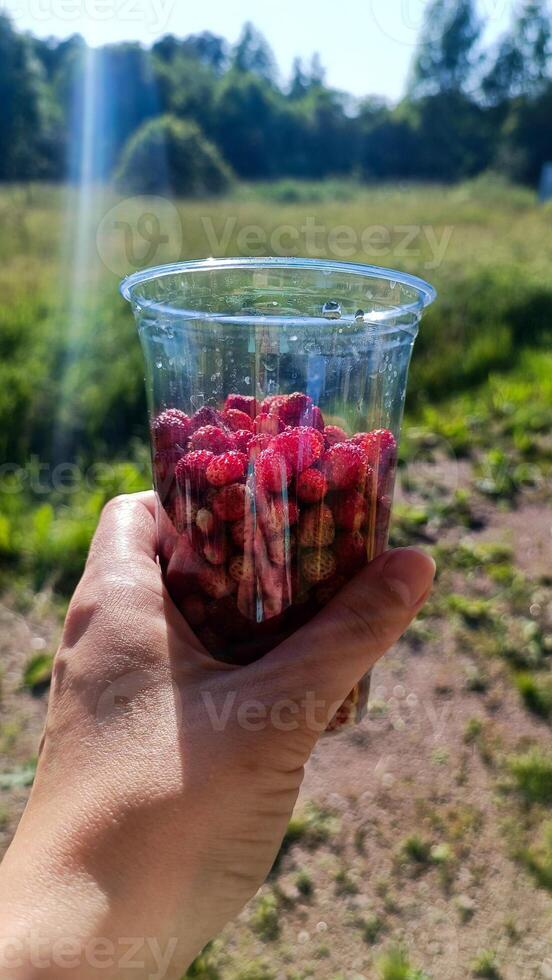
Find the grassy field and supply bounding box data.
[0,177,551,978]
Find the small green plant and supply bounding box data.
[464,717,484,744]
[377,946,430,979]
[518,821,552,892]
[283,802,339,849]
[250,893,280,942]
[508,749,552,804]
[471,949,501,978]
[400,835,432,865]
[334,867,358,896]
[515,672,552,719]
[22,652,53,692]
[361,913,384,945]
[295,869,313,898]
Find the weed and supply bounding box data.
[514,672,552,719]
[22,652,53,692]
[250,893,280,942]
[508,749,552,804]
[400,835,432,865]
[377,947,430,979]
[361,913,384,945]
[470,949,501,978]
[295,869,313,898]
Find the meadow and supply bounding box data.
[0,177,551,978]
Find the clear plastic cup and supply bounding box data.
[121,258,436,733]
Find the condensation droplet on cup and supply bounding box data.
[322,300,341,319]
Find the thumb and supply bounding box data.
[258,547,435,723]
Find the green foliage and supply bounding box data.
[283,802,339,850]
[400,835,433,865]
[22,652,53,691]
[250,893,280,942]
[515,673,552,719]
[377,947,430,980]
[519,820,552,892]
[508,749,552,804]
[115,115,233,196]
[470,949,501,978]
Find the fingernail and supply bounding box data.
[382,549,436,607]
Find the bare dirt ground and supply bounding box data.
[1,466,551,980]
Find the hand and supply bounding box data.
[0,492,435,980]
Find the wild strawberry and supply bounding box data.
[234,429,255,453]
[175,450,214,490]
[298,503,335,548]
[151,408,191,451]
[296,467,328,503]
[196,507,217,535]
[206,450,247,487]
[351,428,397,474]
[267,531,296,567]
[229,554,256,585]
[222,408,254,433]
[322,442,366,490]
[254,413,285,436]
[248,433,271,460]
[212,483,247,521]
[190,406,225,432]
[259,394,282,413]
[300,548,337,584]
[153,447,184,504]
[331,490,368,530]
[274,392,313,426]
[202,535,229,566]
[333,531,367,574]
[254,448,292,494]
[324,424,348,447]
[166,494,198,533]
[271,426,324,474]
[180,594,206,628]
[166,534,207,600]
[189,425,235,454]
[230,517,245,549]
[312,406,325,431]
[198,565,236,599]
[224,394,258,418]
[258,496,299,536]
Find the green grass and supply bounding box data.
[508,749,552,804]
[22,653,54,692]
[470,950,501,978]
[377,947,430,980]
[514,673,552,720]
[250,893,280,942]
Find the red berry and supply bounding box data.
[312,406,325,431]
[175,450,214,490]
[248,433,271,460]
[333,531,367,574]
[258,497,299,536]
[230,517,245,549]
[324,424,348,447]
[190,406,225,432]
[189,425,235,454]
[206,450,247,487]
[296,467,328,503]
[212,483,247,521]
[151,409,191,451]
[351,429,397,470]
[198,566,236,599]
[298,504,335,548]
[274,392,313,426]
[166,534,207,600]
[331,490,368,530]
[300,548,337,584]
[270,426,324,474]
[323,442,367,490]
[234,429,255,453]
[166,494,198,533]
[228,554,256,585]
[267,531,296,567]
[222,408,254,433]
[254,413,285,436]
[259,394,282,413]
[254,448,292,494]
[224,394,258,419]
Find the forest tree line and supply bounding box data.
[1,0,552,191]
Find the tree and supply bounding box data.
[410,0,483,97]
[232,22,277,83]
[482,0,551,104]
[115,115,233,196]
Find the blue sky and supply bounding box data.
[3,0,514,100]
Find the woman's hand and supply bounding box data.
[0,492,435,980]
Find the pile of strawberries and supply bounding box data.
[151,392,396,728]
